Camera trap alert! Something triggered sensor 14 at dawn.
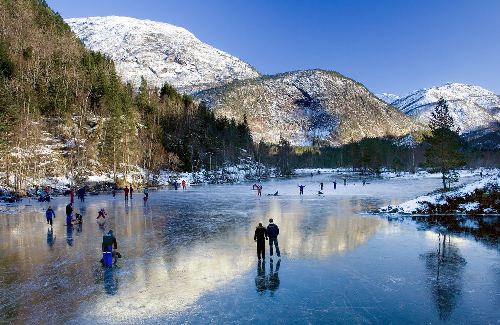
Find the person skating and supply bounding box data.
[320,182,324,191]
[129,184,133,199]
[298,184,306,195]
[101,230,121,266]
[267,218,281,258]
[254,222,268,260]
[65,203,73,226]
[343,178,347,186]
[333,180,337,190]
[181,180,187,190]
[362,179,366,186]
[96,208,106,227]
[143,187,149,203]
[257,185,262,197]
[45,206,56,226]
[124,186,129,201]
[112,189,116,198]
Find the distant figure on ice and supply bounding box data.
[96,208,107,226]
[480,170,483,177]
[298,184,306,195]
[343,178,347,186]
[257,185,262,197]
[362,179,366,186]
[112,189,116,198]
[333,180,337,189]
[173,181,178,190]
[320,182,324,191]
[129,185,134,199]
[45,206,56,226]
[65,203,73,226]
[124,186,129,201]
[78,187,85,202]
[267,218,280,258]
[73,213,83,225]
[69,188,75,204]
[254,222,268,260]
[182,180,187,190]
[143,187,149,202]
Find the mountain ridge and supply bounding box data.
[196,69,423,146]
[66,16,260,93]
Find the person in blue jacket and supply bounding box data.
[45,206,56,226]
[267,218,281,257]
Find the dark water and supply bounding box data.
[0,176,498,324]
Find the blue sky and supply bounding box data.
[47,0,500,95]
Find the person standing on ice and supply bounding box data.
[298,184,306,195]
[254,222,268,260]
[65,203,73,226]
[181,180,187,190]
[69,188,74,204]
[129,184,134,199]
[124,186,129,201]
[257,185,262,197]
[45,206,56,226]
[267,218,281,258]
[320,182,324,191]
[343,178,347,186]
[333,180,337,190]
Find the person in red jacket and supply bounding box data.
[69,188,74,203]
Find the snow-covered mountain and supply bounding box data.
[66,16,260,93]
[392,83,500,134]
[376,93,399,104]
[196,70,422,146]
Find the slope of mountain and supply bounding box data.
[66,16,260,93]
[392,83,500,134]
[196,70,422,146]
[376,93,399,104]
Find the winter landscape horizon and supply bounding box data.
[0,1,498,324]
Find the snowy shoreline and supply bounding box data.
[378,173,499,215]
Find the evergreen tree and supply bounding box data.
[424,98,465,190]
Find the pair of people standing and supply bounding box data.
[124,184,133,200]
[254,219,281,260]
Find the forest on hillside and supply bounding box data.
[0,0,252,189]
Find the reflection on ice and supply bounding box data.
[421,233,467,320]
[0,176,498,324]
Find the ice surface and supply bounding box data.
[0,176,498,323]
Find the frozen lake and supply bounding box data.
[1,175,499,324]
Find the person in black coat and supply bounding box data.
[254,223,268,260]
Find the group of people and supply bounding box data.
[171,180,188,190]
[254,218,281,260]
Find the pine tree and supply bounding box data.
[424,98,465,190]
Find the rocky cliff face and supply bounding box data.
[66,16,260,93]
[196,70,422,146]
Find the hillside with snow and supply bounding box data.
[195,70,423,146]
[66,16,260,93]
[391,83,500,134]
[376,93,399,104]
